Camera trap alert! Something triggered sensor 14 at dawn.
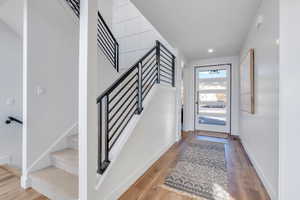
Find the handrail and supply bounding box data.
[5,117,23,125]
[97,46,156,102]
[64,0,119,72]
[97,40,175,174]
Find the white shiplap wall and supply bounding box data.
[112,0,173,70]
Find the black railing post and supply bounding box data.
[172,55,176,87]
[137,62,143,114]
[104,96,110,164]
[98,95,110,174]
[97,101,102,174]
[116,43,119,72]
[156,41,161,83]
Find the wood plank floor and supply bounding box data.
[119,132,270,200]
[0,166,48,200]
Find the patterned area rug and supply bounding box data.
[164,139,229,200]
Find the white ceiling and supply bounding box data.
[131,0,262,61]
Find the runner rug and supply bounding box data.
[164,139,229,200]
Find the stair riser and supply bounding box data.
[68,135,78,150]
[52,159,78,176]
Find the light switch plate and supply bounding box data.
[6,98,15,105]
[36,86,46,96]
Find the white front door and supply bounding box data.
[194,64,231,133]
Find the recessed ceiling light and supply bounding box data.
[208,49,214,53]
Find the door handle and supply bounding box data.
[197,102,200,114]
[196,91,200,114]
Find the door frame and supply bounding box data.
[193,63,232,135]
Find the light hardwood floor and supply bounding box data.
[0,166,48,200]
[119,132,270,200]
[0,132,270,200]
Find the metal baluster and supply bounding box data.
[116,43,119,72]
[156,41,161,83]
[172,55,175,87]
[104,95,110,164]
[97,101,102,174]
[137,62,143,114]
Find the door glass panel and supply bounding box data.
[197,69,227,126]
[198,69,227,79]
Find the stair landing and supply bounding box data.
[30,167,78,200]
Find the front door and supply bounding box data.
[194,64,231,133]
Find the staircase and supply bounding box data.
[96,41,175,174]
[27,0,175,199]
[28,0,117,198]
[30,134,79,200]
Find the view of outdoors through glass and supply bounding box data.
[197,69,227,126]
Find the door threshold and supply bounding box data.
[193,130,229,139]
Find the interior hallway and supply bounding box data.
[120,132,270,200]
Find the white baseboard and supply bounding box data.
[105,140,175,200]
[21,174,31,189]
[240,139,277,200]
[0,155,11,165]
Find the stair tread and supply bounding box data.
[30,167,78,200]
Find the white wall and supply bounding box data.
[23,0,79,174]
[174,50,186,140]
[239,0,279,199]
[98,0,113,28]
[279,0,300,199]
[112,0,173,69]
[78,0,121,198]
[78,0,99,197]
[0,20,22,167]
[183,56,240,136]
[0,0,23,37]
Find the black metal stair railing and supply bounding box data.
[97,41,175,174]
[65,0,119,72]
